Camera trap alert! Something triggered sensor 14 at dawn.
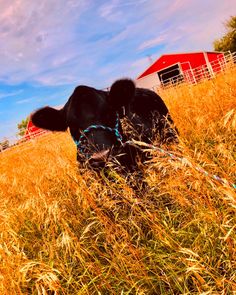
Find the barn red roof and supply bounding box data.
[137,51,224,79]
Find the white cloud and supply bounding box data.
[138,35,166,50]
[0,89,23,100]
[15,98,33,104]
[98,0,149,21]
[99,0,121,21]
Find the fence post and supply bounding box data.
[203,52,214,78]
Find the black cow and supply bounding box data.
[31,79,178,170]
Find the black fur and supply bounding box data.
[31,79,178,170]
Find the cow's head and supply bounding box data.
[31,79,135,168]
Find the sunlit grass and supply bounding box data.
[0,67,235,294]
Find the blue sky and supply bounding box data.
[0,0,235,141]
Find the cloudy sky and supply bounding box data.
[0,0,235,141]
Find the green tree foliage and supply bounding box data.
[214,16,236,52]
[17,117,29,137]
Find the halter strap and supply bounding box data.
[73,113,122,157]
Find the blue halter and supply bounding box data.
[72,113,122,157]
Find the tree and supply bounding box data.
[214,16,236,52]
[17,117,29,137]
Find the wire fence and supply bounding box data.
[0,127,51,153]
[0,131,70,156]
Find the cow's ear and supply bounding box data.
[108,79,135,109]
[31,106,67,131]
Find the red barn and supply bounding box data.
[136,51,226,88]
[24,105,63,140]
[24,119,49,140]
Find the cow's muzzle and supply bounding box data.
[88,149,110,169]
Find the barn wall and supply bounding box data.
[207,52,225,73]
[135,72,161,90]
[207,52,224,63]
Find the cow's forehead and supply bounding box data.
[64,86,112,127]
[69,87,108,107]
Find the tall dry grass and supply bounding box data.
[0,68,236,294]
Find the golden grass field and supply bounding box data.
[0,68,236,294]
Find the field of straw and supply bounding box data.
[0,68,236,294]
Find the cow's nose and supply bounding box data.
[88,149,110,168]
